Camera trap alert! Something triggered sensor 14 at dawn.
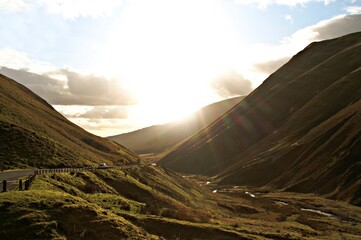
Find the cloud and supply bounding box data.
[64,106,128,119]
[345,6,361,15]
[61,69,136,105]
[37,0,124,19]
[0,0,30,12]
[0,66,68,101]
[234,0,335,9]
[63,116,135,136]
[253,57,290,75]
[211,70,253,98]
[248,14,361,80]
[0,0,123,19]
[0,67,136,106]
[290,14,361,42]
[0,48,56,73]
[284,14,294,24]
[53,105,130,136]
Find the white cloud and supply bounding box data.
[82,107,128,119]
[0,0,30,12]
[246,14,361,83]
[53,105,133,136]
[37,0,124,19]
[211,70,253,98]
[345,6,361,15]
[284,14,294,23]
[0,48,56,73]
[253,57,289,74]
[0,0,124,19]
[292,14,361,42]
[55,105,129,121]
[64,106,128,119]
[235,0,335,9]
[56,114,135,136]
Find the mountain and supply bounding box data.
[108,96,243,156]
[159,32,361,205]
[0,73,138,170]
[1,45,361,240]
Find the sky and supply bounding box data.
[0,0,361,137]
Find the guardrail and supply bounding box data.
[1,163,151,193]
[1,173,37,192]
[35,165,141,175]
[36,167,92,175]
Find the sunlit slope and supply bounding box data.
[159,32,361,205]
[108,96,243,155]
[0,74,138,169]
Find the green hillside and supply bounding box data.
[159,32,361,206]
[0,74,138,170]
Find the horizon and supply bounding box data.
[0,0,361,136]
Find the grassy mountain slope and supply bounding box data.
[108,96,243,156]
[159,32,361,205]
[0,74,138,169]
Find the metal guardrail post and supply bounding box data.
[2,180,6,192]
[24,179,29,190]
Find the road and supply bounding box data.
[0,170,35,182]
[119,164,139,169]
[0,170,35,191]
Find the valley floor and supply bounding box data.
[1,167,360,240]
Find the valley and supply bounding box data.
[159,32,361,206]
[0,31,361,239]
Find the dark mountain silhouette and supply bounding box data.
[0,74,138,169]
[159,32,361,205]
[108,96,243,156]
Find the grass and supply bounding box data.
[0,179,155,239]
[3,166,361,239]
[0,191,146,239]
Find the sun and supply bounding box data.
[101,0,237,126]
[129,85,219,126]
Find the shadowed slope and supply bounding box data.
[159,32,361,205]
[0,74,138,169]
